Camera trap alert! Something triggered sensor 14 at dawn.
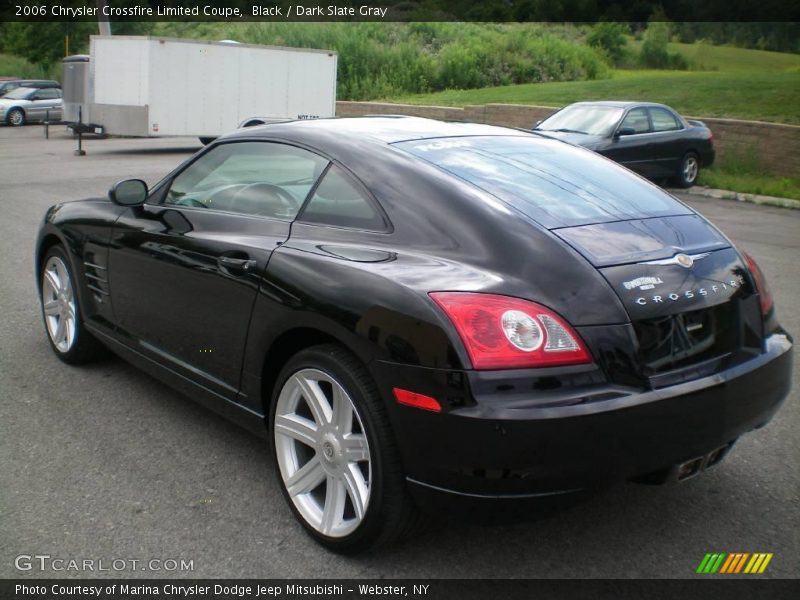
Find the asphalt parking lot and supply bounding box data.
[1,124,798,579]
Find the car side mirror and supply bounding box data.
[109,179,148,207]
[615,127,636,138]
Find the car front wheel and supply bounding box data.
[675,151,700,188]
[270,344,419,553]
[40,245,106,363]
[7,108,25,126]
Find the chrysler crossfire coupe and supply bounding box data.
[36,117,792,553]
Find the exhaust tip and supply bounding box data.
[677,457,704,481]
[675,441,736,482]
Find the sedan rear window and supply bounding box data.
[395,136,691,228]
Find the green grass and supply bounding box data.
[632,40,800,72]
[392,41,800,124]
[698,169,800,201]
[392,69,800,124]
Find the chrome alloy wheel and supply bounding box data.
[683,155,699,184]
[274,368,372,538]
[41,256,77,353]
[8,109,24,126]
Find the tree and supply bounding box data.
[1,21,155,69]
[587,22,629,65]
[1,23,95,68]
[639,20,688,69]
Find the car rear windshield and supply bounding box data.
[394,136,692,229]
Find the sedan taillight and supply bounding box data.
[743,252,774,316]
[430,292,592,370]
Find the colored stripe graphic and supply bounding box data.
[758,554,773,573]
[719,554,736,573]
[697,554,713,573]
[698,552,773,574]
[698,553,726,573]
[733,553,749,573]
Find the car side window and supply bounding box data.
[619,108,651,134]
[164,141,329,220]
[649,107,682,132]
[298,164,387,231]
[35,89,60,100]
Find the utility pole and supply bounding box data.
[96,0,111,36]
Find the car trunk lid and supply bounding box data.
[555,215,763,388]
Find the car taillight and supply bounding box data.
[429,292,592,370]
[743,252,774,315]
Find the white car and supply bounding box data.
[0,87,62,126]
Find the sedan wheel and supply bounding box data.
[39,245,106,364]
[7,108,25,126]
[271,345,419,553]
[676,152,700,188]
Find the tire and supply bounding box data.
[269,344,419,553]
[39,245,107,364]
[7,108,25,127]
[674,151,700,188]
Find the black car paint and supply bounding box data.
[36,117,791,507]
[536,102,716,180]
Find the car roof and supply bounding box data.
[225,116,529,145]
[566,100,674,110]
[3,79,59,85]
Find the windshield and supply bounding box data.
[394,136,691,228]
[3,87,34,100]
[536,105,624,136]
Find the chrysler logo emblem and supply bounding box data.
[641,252,711,269]
[676,253,694,268]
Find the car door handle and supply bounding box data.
[217,256,256,272]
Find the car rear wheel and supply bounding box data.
[40,245,106,364]
[7,108,25,126]
[270,344,419,553]
[675,152,700,188]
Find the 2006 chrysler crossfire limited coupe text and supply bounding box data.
[36,117,793,553]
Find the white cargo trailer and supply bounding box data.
[64,36,337,139]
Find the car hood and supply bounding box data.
[0,98,30,107]
[534,130,608,150]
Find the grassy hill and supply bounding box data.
[392,43,800,125]
[391,42,800,198]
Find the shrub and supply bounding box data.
[640,22,689,70]
[587,22,629,65]
[151,22,610,100]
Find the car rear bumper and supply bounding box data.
[373,332,792,506]
[701,147,716,168]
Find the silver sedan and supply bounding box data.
[0,87,62,126]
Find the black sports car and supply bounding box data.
[533,101,715,187]
[36,117,791,553]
